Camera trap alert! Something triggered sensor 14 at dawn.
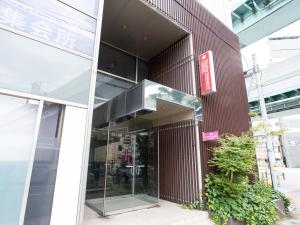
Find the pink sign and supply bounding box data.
[202,131,219,141]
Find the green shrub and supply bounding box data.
[182,198,206,210]
[205,132,281,225]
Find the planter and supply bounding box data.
[273,199,286,218]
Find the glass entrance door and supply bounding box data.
[86,123,159,215]
[105,128,134,198]
[134,131,158,204]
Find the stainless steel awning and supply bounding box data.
[92,80,202,128]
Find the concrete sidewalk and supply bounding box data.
[83,168,300,225]
[83,199,214,225]
[279,168,300,225]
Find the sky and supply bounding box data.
[241,19,300,71]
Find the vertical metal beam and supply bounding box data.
[135,55,139,84]
[132,134,136,196]
[76,0,105,224]
[103,125,110,216]
[189,34,197,96]
[189,33,202,193]
[157,127,160,202]
[194,120,202,194]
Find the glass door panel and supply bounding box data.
[86,123,159,215]
[85,128,108,213]
[104,128,134,213]
[134,131,158,204]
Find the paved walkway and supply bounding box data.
[83,199,214,225]
[83,168,300,225]
[279,168,300,225]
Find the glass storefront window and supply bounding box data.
[0,94,39,225]
[0,29,92,105]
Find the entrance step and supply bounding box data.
[84,199,213,225]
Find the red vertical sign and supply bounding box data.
[199,50,216,95]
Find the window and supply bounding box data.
[98,44,136,81]
[95,72,135,100]
[0,29,92,104]
[24,103,64,225]
[0,94,39,225]
[138,59,149,82]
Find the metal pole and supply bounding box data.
[252,54,279,191]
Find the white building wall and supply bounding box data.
[50,106,88,225]
[280,116,300,168]
[268,37,300,62]
[198,0,233,29]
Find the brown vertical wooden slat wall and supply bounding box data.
[143,0,250,203]
[159,121,199,204]
[149,35,194,95]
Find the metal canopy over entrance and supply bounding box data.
[86,80,201,216]
[93,79,202,129]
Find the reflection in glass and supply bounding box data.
[24,103,64,225]
[95,72,135,100]
[0,29,92,105]
[105,128,133,199]
[0,95,39,225]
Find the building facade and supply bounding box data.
[0,0,249,225]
